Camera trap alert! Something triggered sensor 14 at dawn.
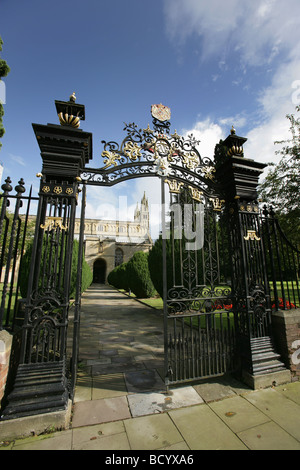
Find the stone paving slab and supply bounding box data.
[193,380,237,402]
[92,373,128,400]
[208,395,270,433]
[169,404,248,450]
[72,421,130,450]
[73,372,92,402]
[127,386,204,417]
[12,430,73,451]
[244,388,300,442]
[72,396,131,428]
[124,413,184,450]
[124,369,165,393]
[237,421,300,450]
[275,381,300,405]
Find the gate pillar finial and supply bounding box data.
[218,128,266,202]
[32,98,93,182]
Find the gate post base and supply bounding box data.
[242,369,291,390]
[0,399,72,441]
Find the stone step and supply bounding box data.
[0,360,69,420]
[253,360,287,375]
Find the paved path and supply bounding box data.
[1,284,300,450]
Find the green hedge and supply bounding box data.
[19,238,93,299]
[70,239,93,298]
[148,235,182,299]
[108,251,156,298]
[107,262,129,291]
[126,251,156,298]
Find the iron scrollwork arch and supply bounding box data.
[80,109,232,315]
[80,114,223,198]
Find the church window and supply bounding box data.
[115,248,124,267]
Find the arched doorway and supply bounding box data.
[93,258,107,284]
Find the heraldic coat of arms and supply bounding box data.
[151,103,171,122]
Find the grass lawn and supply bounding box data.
[0,283,20,327]
[269,280,299,307]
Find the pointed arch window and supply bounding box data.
[115,247,124,267]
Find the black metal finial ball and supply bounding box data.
[15,178,26,194]
[1,176,12,192]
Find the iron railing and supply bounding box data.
[0,177,38,331]
[261,205,300,312]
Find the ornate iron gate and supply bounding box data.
[161,182,235,385]
[0,97,293,420]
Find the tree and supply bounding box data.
[0,197,36,267]
[0,36,10,150]
[148,235,182,299]
[126,251,156,298]
[19,238,93,299]
[258,106,300,247]
[213,139,228,170]
[107,262,129,291]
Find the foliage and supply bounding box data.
[69,240,93,298]
[108,252,156,298]
[126,251,156,298]
[19,238,92,299]
[148,235,182,299]
[213,139,228,170]
[258,106,300,247]
[107,262,129,291]
[0,36,10,150]
[0,198,36,266]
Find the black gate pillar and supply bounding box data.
[217,127,289,387]
[1,96,92,420]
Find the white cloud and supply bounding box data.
[244,57,300,171]
[182,119,224,160]
[9,153,26,166]
[164,0,300,177]
[164,0,300,67]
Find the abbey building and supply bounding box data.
[74,192,152,283]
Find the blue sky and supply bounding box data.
[1,0,300,238]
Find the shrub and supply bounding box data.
[107,262,129,291]
[148,235,182,299]
[19,238,93,299]
[69,240,93,298]
[126,251,156,298]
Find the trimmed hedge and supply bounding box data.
[107,262,129,291]
[108,251,156,298]
[126,251,156,298]
[69,239,93,298]
[19,238,93,299]
[148,235,182,299]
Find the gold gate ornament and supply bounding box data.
[244,230,261,241]
[40,217,68,231]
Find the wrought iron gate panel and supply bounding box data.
[20,180,79,365]
[229,199,273,341]
[0,178,38,331]
[162,181,236,386]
